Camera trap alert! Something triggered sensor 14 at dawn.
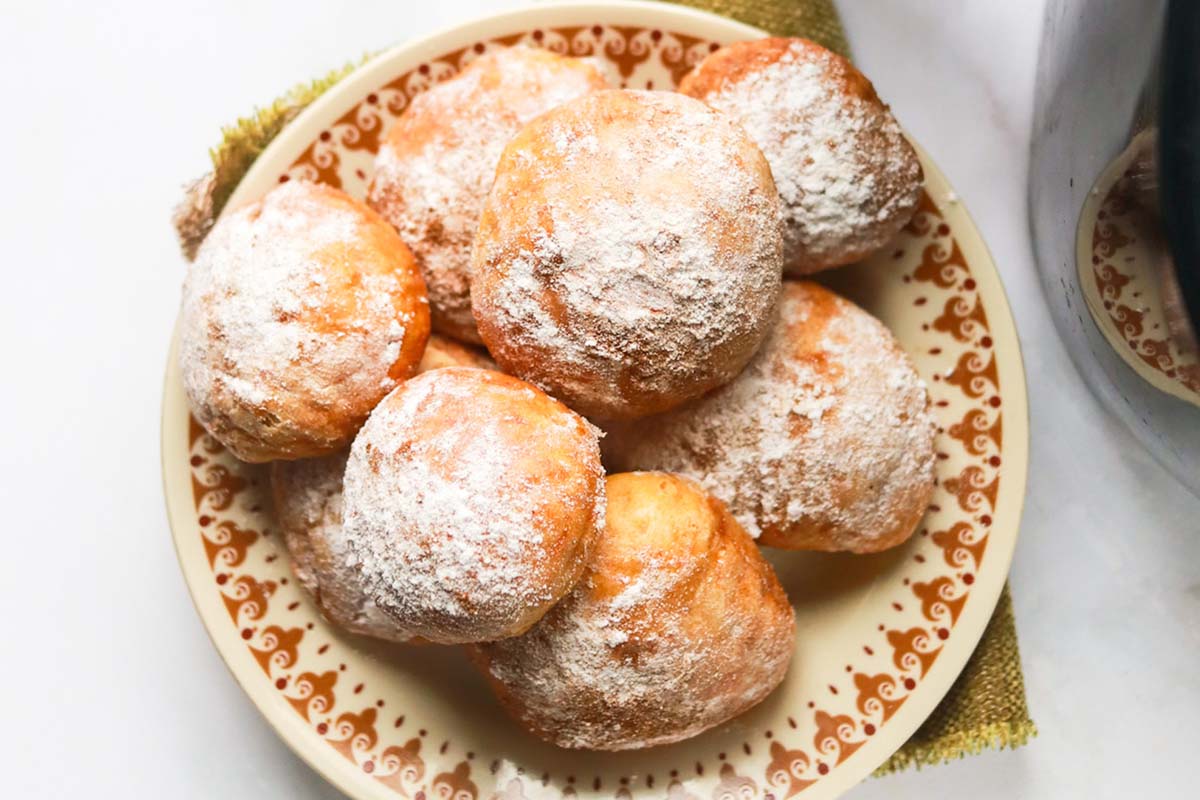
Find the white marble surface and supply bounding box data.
[0,0,1196,797]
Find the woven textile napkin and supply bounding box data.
[172,0,1035,776]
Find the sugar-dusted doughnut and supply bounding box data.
[368,45,609,344]
[180,180,430,462]
[342,367,605,644]
[471,472,795,750]
[270,333,497,642]
[471,89,783,419]
[607,282,936,553]
[679,37,923,275]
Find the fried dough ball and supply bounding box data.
[341,367,605,644]
[607,282,936,553]
[470,89,783,419]
[679,37,923,275]
[180,180,430,462]
[471,472,795,750]
[270,332,497,641]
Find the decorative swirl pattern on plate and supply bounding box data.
[1083,163,1200,400]
[250,624,303,675]
[765,741,815,798]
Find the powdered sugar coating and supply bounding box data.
[270,337,497,642]
[180,180,430,462]
[679,37,923,276]
[607,282,936,553]
[342,367,606,644]
[368,46,609,344]
[472,472,795,750]
[271,452,414,642]
[471,89,783,419]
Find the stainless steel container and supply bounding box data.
[1031,0,1200,495]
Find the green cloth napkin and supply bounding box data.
[171,0,1035,775]
[881,585,1034,772]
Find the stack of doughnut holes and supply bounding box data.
[179,39,934,751]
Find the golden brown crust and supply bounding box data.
[679,37,923,276]
[471,89,783,419]
[180,181,430,463]
[471,472,795,750]
[416,332,497,373]
[368,46,609,344]
[342,368,606,644]
[607,282,937,554]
